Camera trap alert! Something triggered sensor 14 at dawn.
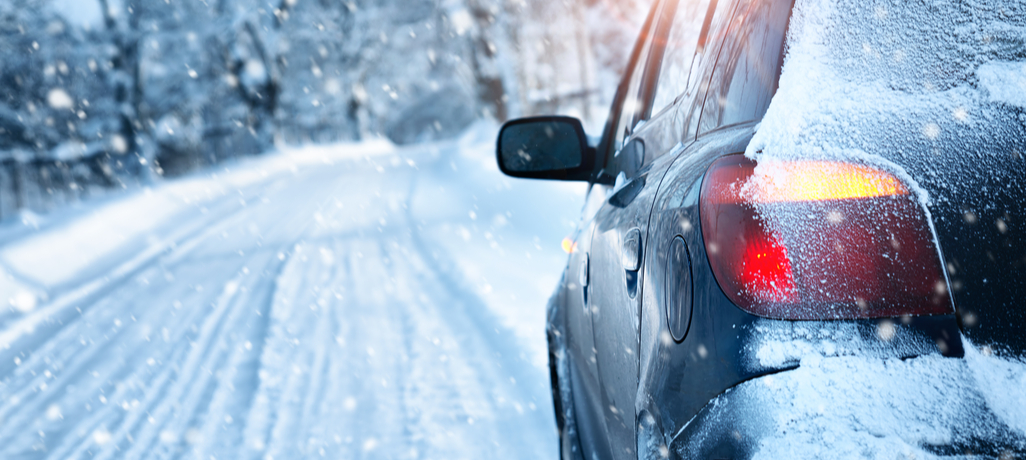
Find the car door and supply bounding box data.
[585,1,692,457]
[588,134,683,460]
[565,5,666,459]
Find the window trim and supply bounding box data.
[671,0,744,143]
[647,0,720,120]
[694,0,795,137]
[595,0,665,178]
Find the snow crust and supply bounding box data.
[746,0,1026,201]
[755,341,1026,458]
[978,60,1026,109]
[748,352,979,459]
[964,341,1026,437]
[749,0,1026,158]
[728,317,1026,456]
[746,320,937,370]
[733,0,1026,322]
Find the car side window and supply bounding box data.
[680,0,742,141]
[649,0,716,117]
[698,0,792,133]
[611,23,659,154]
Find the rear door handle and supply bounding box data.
[580,254,590,309]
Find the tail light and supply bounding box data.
[699,155,952,319]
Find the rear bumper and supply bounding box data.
[670,345,1026,459]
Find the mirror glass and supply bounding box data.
[499,120,583,173]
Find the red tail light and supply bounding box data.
[700,155,952,319]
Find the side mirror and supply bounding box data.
[497,116,595,181]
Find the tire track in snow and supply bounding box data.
[118,168,361,460]
[244,236,419,458]
[112,256,285,459]
[0,264,230,458]
[396,234,554,459]
[0,167,347,458]
[244,244,339,459]
[62,266,259,460]
[0,145,559,459]
[0,170,301,381]
[0,249,260,457]
[69,169,336,460]
[0,194,247,384]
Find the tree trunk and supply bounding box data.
[243,20,282,147]
[347,97,363,141]
[12,161,24,211]
[99,0,142,176]
[467,0,509,121]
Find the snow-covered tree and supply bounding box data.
[0,0,653,217]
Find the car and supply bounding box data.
[495,0,1026,458]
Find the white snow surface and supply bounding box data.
[978,60,1026,109]
[0,123,582,458]
[747,350,978,459]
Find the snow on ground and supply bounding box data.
[0,123,582,458]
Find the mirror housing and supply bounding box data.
[496,116,596,181]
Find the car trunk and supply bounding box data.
[742,0,1026,357]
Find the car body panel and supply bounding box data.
[589,114,687,459]
[589,176,650,459]
[563,185,607,458]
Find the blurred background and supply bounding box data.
[0,1,660,458]
[1,0,652,216]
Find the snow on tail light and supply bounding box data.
[699,155,953,319]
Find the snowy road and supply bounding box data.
[0,127,583,459]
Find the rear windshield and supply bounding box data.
[697,0,794,133]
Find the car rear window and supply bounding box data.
[697,0,793,133]
[649,0,715,117]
